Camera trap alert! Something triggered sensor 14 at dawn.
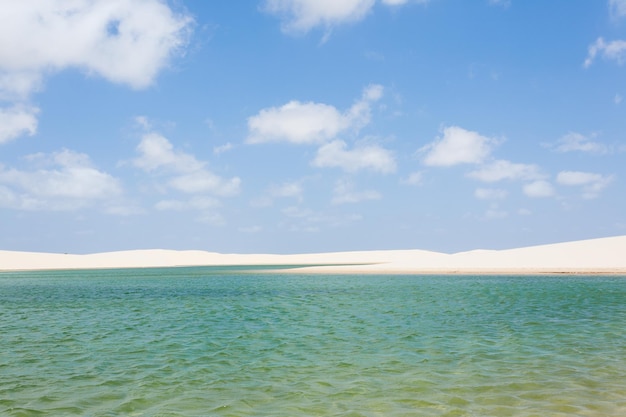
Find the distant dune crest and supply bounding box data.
[1,236,626,274]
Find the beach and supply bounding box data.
[2,235,626,274]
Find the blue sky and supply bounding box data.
[1,0,625,254]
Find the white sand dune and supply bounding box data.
[1,235,625,274]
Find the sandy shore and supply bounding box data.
[1,235,626,274]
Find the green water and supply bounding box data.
[1,268,625,416]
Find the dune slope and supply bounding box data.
[1,236,625,274]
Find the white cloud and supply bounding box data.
[262,0,428,35]
[402,171,423,186]
[213,142,233,154]
[556,171,614,199]
[312,140,396,173]
[263,0,375,33]
[133,133,202,172]
[250,181,304,207]
[475,188,508,200]
[484,204,508,219]
[134,115,152,130]
[615,94,623,105]
[247,84,383,145]
[0,106,38,144]
[247,101,346,145]
[331,179,381,204]
[0,149,122,211]
[584,37,626,68]
[132,133,241,197]
[421,126,497,167]
[270,182,304,199]
[381,0,409,5]
[0,0,193,98]
[610,0,626,19]
[347,84,385,130]
[155,197,220,211]
[382,0,430,4]
[0,1,192,144]
[251,181,304,208]
[168,171,240,196]
[523,180,554,198]
[553,132,608,154]
[283,205,315,218]
[557,171,605,186]
[467,160,544,182]
[0,71,43,101]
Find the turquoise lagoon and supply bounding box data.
[1,267,625,416]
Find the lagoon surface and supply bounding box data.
[1,268,625,416]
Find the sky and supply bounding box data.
[1,0,626,255]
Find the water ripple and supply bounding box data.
[1,270,625,416]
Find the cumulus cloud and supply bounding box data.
[262,0,430,34]
[262,0,428,34]
[0,0,192,98]
[133,133,201,172]
[282,205,315,218]
[475,188,508,200]
[255,181,304,207]
[331,179,381,205]
[213,142,234,154]
[247,102,347,145]
[0,149,122,210]
[312,140,396,173]
[556,170,613,199]
[0,72,43,102]
[155,196,220,211]
[421,126,497,167]
[557,171,606,186]
[523,180,554,198]
[402,171,423,186]
[584,37,626,68]
[484,204,508,219]
[0,1,192,144]
[552,132,608,154]
[270,182,304,199]
[263,0,375,33]
[247,84,383,145]
[0,106,38,144]
[467,160,544,182]
[168,172,240,195]
[132,133,241,197]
